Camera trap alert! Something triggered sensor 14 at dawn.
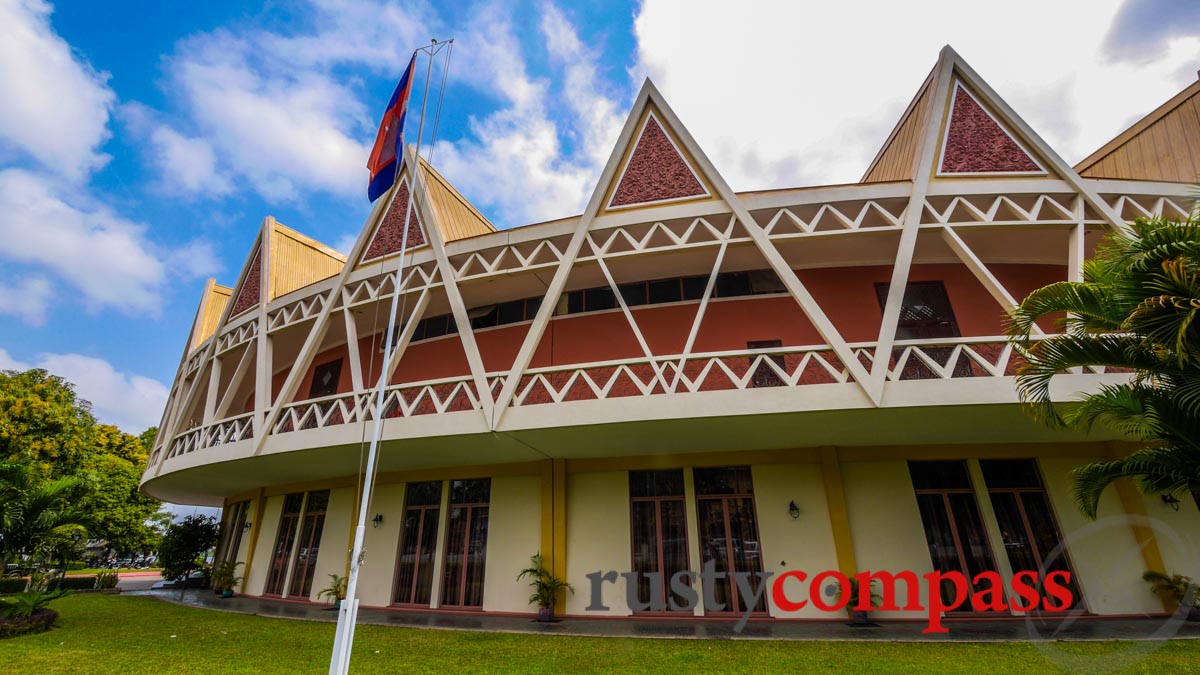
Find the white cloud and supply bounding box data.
[0,276,53,325]
[0,0,115,180]
[632,0,1200,189]
[0,168,217,315]
[431,4,625,227]
[0,347,168,433]
[148,125,234,196]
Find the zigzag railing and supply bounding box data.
[164,412,255,460]
[270,375,481,434]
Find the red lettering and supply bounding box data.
[970,571,1008,612]
[1010,570,1041,611]
[1042,571,1073,612]
[860,570,921,611]
[771,570,808,612]
[810,570,849,613]
[922,571,968,634]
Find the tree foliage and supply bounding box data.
[159,515,219,582]
[0,462,92,567]
[0,367,164,560]
[1008,216,1200,518]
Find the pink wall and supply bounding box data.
[269,263,1066,398]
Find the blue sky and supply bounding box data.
[0,0,1196,433]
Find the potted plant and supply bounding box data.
[317,574,347,610]
[210,561,243,598]
[835,575,883,626]
[517,553,573,622]
[1142,571,1200,621]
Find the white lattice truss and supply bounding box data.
[149,50,1194,467]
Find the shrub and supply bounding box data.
[0,609,57,638]
[55,576,97,591]
[95,571,118,590]
[0,578,27,594]
[0,590,69,619]
[65,562,86,571]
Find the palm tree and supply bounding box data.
[1007,215,1200,519]
[0,462,92,568]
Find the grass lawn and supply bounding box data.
[67,568,162,576]
[2,595,1198,674]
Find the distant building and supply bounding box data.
[142,47,1200,621]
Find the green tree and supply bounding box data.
[0,462,92,567]
[1008,216,1200,518]
[78,425,164,555]
[159,514,219,596]
[0,369,95,478]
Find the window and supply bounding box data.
[629,470,690,611]
[747,340,785,388]
[288,490,329,598]
[908,461,999,612]
[694,467,766,614]
[393,481,443,606]
[980,460,1084,609]
[264,493,304,596]
[441,479,491,608]
[875,281,961,340]
[218,501,250,564]
[309,360,342,399]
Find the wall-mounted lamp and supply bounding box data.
[788,501,801,520]
[1162,494,1181,512]
[372,513,385,528]
[242,521,253,532]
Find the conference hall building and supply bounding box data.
[142,47,1200,621]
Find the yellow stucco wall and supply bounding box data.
[1041,457,1174,615]
[565,471,632,616]
[245,495,283,596]
[357,483,406,607]
[841,460,934,618]
[482,475,543,613]
[307,487,354,602]
[751,464,842,618]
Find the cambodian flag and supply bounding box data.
[367,54,416,202]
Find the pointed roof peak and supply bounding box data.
[1075,77,1200,183]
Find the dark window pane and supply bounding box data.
[450,478,491,504]
[585,287,617,311]
[567,290,585,314]
[411,319,427,342]
[425,315,448,339]
[306,490,330,513]
[908,460,972,490]
[648,278,682,304]
[283,493,305,515]
[694,466,754,496]
[470,305,498,329]
[715,272,752,298]
[406,481,443,507]
[749,270,785,295]
[629,469,685,498]
[309,360,342,398]
[620,283,648,307]
[525,297,542,319]
[875,281,960,340]
[497,300,526,325]
[980,459,1042,489]
[682,276,708,300]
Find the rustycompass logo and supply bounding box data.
[586,562,1075,633]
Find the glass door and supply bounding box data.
[264,493,304,596]
[393,481,443,606]
[441,479,491,608]
[694,467,766,614]
[287,490,329,598]
[629,469,690,611]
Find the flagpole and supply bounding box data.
[329,38,448,675]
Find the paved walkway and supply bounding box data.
[128,589,1200,642]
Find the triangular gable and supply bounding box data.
[191,280,231,350]
[268,222,346,299]
[1075,78,1200,183]
[419,158,497,242]
[936,81,1045,176]
[601,107,714,213]
[862,69,936,183]
[360,173,428,264]
[228,243,262,318]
